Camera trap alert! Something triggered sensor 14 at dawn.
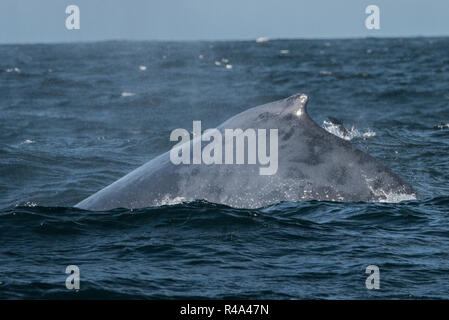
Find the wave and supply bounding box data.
[3,196,445,226]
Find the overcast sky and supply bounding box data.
[0,0,448,43]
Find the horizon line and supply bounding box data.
[1,34,449,46]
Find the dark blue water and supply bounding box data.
[1,38,449,299]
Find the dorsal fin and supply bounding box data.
[283,93,309,118]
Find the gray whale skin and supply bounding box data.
[76,93,416,210]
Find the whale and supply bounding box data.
[75,93,416,210]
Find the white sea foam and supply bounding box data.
[225,64,233,69]
[368,184,417,203]
[436,123,449,129]
[362,130,376,138]
[6,67,20,73]
[322,121,376,141]
[280,50,290,54]
[376,192,417,203]
[24,201,38,207]
[22,139,34,144]
[319,70,332,76]
[363,173,417,203]
[156,196,186,206]
[139,65,147,71]
[121,92,135,97]
[256,37,269,43]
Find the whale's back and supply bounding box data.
[76,94,416,210]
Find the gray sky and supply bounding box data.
[0,0,448,43]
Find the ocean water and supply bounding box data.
[1,38,449,299]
